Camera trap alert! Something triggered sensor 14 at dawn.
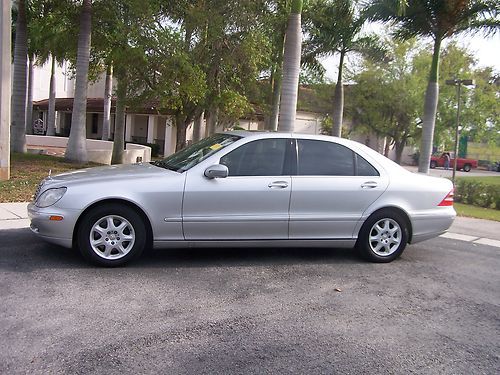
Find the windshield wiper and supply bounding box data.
[151,160,179,172]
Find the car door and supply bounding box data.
[289,138,389,240]
[182,138,292,240]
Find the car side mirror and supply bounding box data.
[204,164,229,179]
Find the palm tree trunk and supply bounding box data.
[331,51,345,137]
[418,38,441,174]
[10,0,27,153]
[269,64,282,131]
[277,0,302,133]
[267,32,285,131]
[102,63,113,141]
[46,56,57,136]
[25,55,34,135]
[65,0,92,163]
[111,76,126,165]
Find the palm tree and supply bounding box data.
[306,0,386,137]
[102,63,113,141]
[66,0,92,163]
[11,0,28,153]
[46,55,57,136]
[367,0,500,173]
[277,0,303,132]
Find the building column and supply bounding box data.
[125,114,134,142]
[0,0,11,180]
[163,117,175,156]
[147,115,156,144]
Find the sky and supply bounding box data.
[321,31,500,82]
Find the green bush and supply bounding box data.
[455,179,499,209]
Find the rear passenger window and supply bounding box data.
[297,140,354,176]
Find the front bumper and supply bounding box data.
[28,203,81,248]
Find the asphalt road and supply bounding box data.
[1,228,499,374]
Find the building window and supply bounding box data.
[91,113,98,134]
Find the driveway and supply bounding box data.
[0,228,498,374]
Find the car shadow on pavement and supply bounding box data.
[133,246,362,269]
[0,228,364,270]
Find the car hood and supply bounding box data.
[44,163,177,186]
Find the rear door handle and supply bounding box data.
[268,181,289,189]
[361,181,378,189]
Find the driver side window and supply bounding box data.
[220,139,287,176]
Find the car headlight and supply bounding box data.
[35,187,67,208]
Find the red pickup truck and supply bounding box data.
[430,152,477,172]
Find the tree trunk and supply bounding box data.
[46,56,57,136]
[111,76,126,164]
[102,64,113,141]
[395,140,405,165]
[1,0,12,180]
[10,0,27,153]
[175,114,187,152]
[277,1,302,133]
[192,112,203,142]
[206,106,219,136]
[65,0,92,163]
[418,38,441,174]
[25,55,34,135]
[331,51,345,137]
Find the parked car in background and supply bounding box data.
[28,132,456,267]
[430,152,478,172]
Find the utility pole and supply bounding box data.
[0,0,11,180]
[445,78,475,185]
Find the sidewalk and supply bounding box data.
[1,202,499,248]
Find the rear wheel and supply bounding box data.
[463,163,472,172]
[430,160,437,169]
[356,210,409,263]
[77,204,147,267]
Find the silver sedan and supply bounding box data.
[28,132,456,266]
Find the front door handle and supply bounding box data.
[268,181,289,189]
[361,181,378,189]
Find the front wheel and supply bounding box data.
[430,161,437,169]
[463,164,472,172]
[77,204,147,267]
[356,210,409,263]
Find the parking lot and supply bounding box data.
[1,227,499,374]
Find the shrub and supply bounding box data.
[455,179,499,209]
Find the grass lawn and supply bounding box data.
[0,153,98,203]
[454,203,500,222]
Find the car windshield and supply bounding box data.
[152,133,242,172]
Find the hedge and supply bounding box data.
[454,179,500,209]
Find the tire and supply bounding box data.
[463,164,472,172]
[430,161,437,169]
[77,203,147,267]
[356,210,409,263]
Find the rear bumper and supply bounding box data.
[410,207,456,244]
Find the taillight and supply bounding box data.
[438,189,454,206]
